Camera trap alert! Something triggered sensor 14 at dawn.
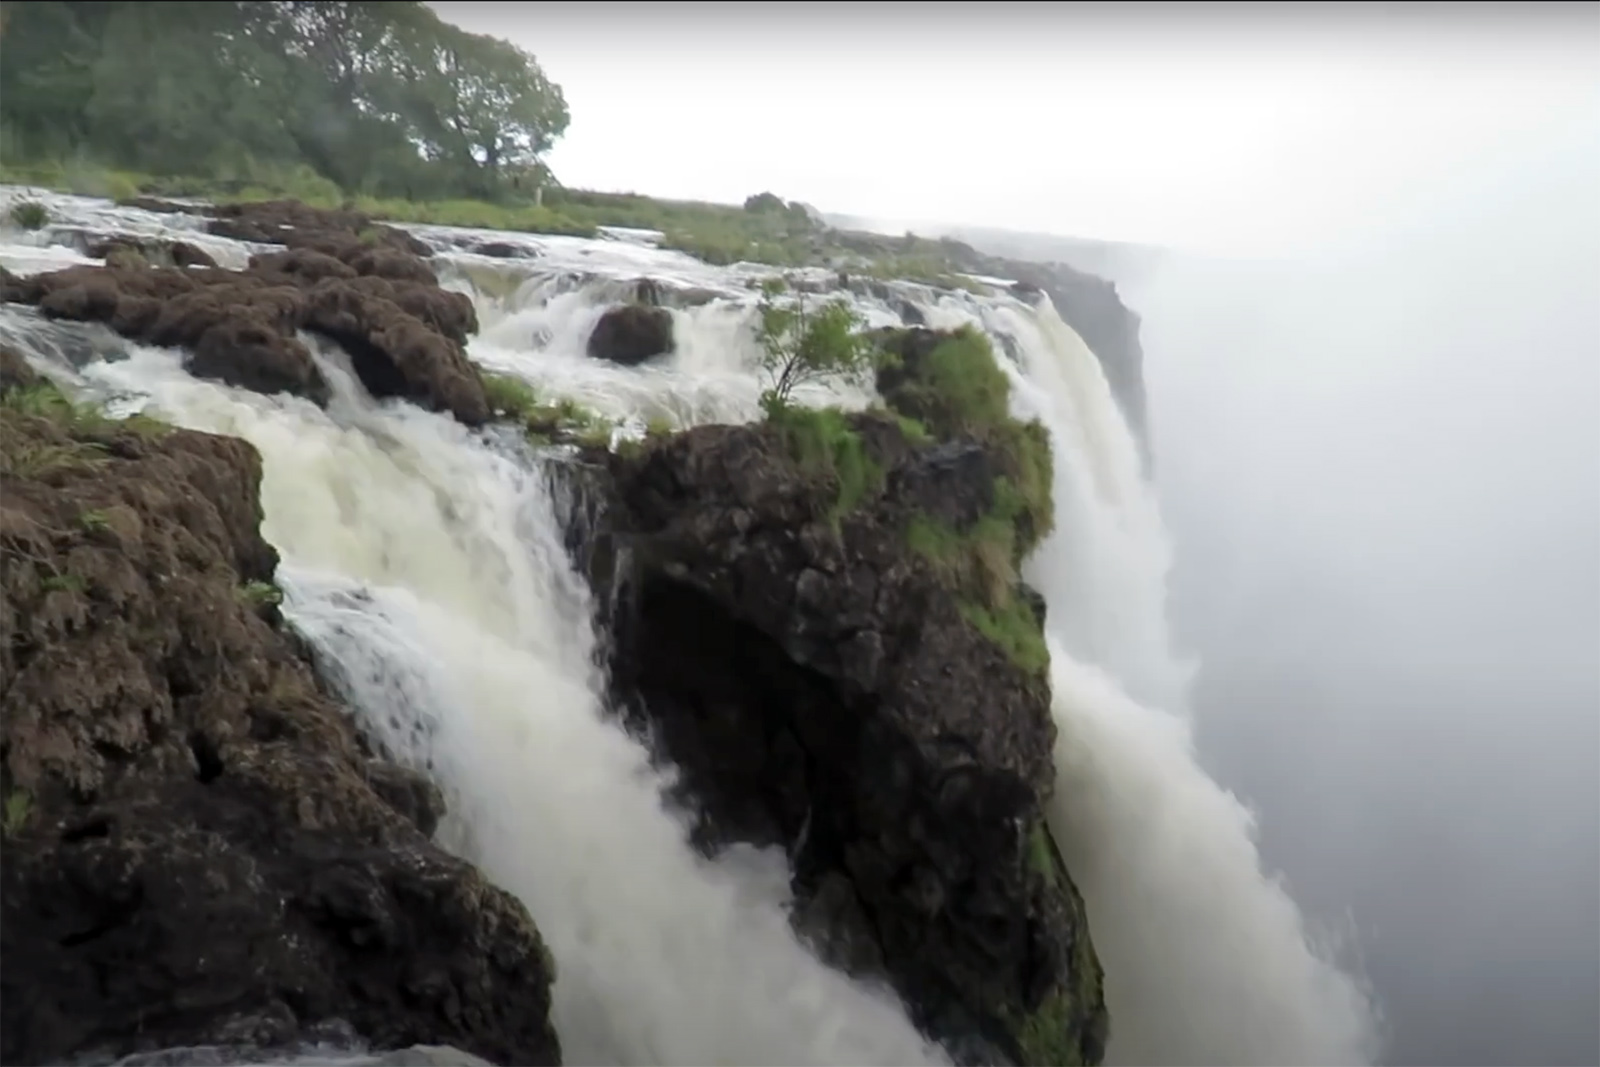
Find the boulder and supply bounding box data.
[586,304,674,366]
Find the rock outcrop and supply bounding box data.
[586,303,675,366]
[0,361,561,1066]
[825,229,1148,447]
[563,326,1107,1065]
[0,201,490,426]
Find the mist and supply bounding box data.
[1129,108,1600,1065]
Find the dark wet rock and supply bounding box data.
[2,207,489,426]
[586,304,674,366]
[205,200,431,259]
[85,235,219,270]
[470,240,528,259]
[0,376,561,1067]
[565,332,1108,1064]
[115,196,193,216]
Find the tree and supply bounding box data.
[744,191,785,214]
[0,0,571,201]
[754,278,876,414]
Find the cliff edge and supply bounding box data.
[561,325,1108,1065]
[0,351,561,1066]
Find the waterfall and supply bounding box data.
[1,187,1380,1066]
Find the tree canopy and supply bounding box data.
[0,1,570,200]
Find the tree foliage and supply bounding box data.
[754,278,876,414]
[0,1,570,200]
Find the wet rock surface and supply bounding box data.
[0,200,489,425]
[0,360,561,1066]
[562,333,1109,1064]
[585,303,675,366]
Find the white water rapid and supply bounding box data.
[1,188,1381,1067]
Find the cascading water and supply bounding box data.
[987,303,1383,1066]
[2,188,1380,1067]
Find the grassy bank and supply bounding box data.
[0,158,989,287]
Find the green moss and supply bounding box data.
[880,326,1057,672]
[479,371,620,449]
[237,580,283,608]
[959,597,1050,675]
[40,573,86,594]
[481,372,541,419]
[1012,985,1091,1067]
[1028,820,1061,889]
[2,790,31,836]
[1,380,173,474]
[78,509,112,535]
[8,200,48,230]
[768,404,884,526]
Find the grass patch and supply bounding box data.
[2,790,31,836]
[1028,820,1062,889]
[0,437,110,478]
[480,371,619,449]
[0,161,1007,282]
[880,325,1054,550]
[237,580,283,609]
[0,381,174,472]
[768,403,884,526]
[78,509,112,535]
[8,200,48,230]
[879,325,1056,672]
[891,412,933,446]
[40,573,87,594]
[481,372,540,419]
[1010,984,1091,1067]
[957,590,1050,675]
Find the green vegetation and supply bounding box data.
[7,200,47,229]
[1011,985,1092,1067]
[78,509,112,535]
[0,4,849,261]
[481,372,541,419]
[1028,820,1062,888]
[40,573,87,594]
[743,302,1054,674]
[745,279,886,524]
[754,278,878,413]
[768,405,885,526]
[0,379,172,476]
[237,580,283,609]
[880,327,1056,673]
[1,2,568,203]
[2,789,31,837]
[480,371,619,449]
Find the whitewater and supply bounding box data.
[1,188,1380,1067]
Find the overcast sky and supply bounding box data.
[429,2,1597,256]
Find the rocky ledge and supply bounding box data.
[559,325,1108,1066]
[0,199,490,424]
[0,350,560,1066]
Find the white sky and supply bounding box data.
[429,2,1599,256]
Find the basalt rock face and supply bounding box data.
[0,363,561,1067]
[563,331,1107,1066]
[0,200,489,425]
